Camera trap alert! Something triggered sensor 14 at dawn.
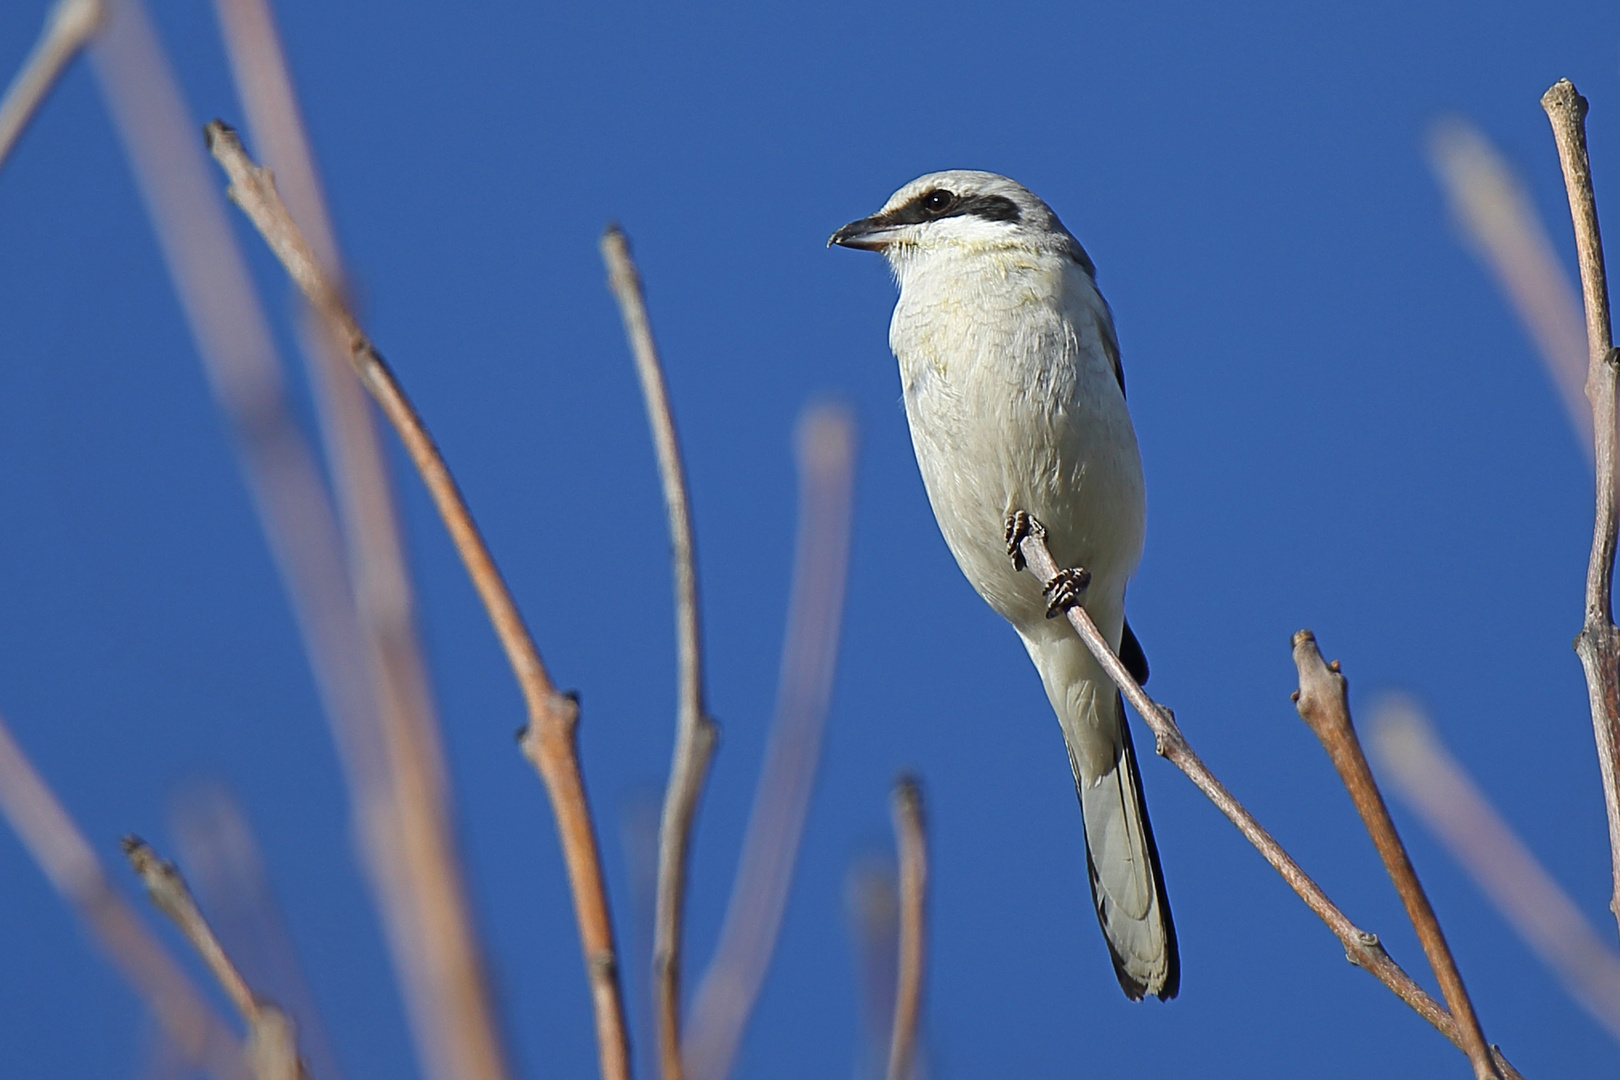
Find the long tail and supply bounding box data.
[1067,690,1179,1000]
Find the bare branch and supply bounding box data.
[121,837,307,1080]
[1291,634,1498,1080]
[0,0,103,173]
[887,777,927,1080]
[598,223,720,1080]
[1012,524,1525,1079]
[0,711,246,1080]
[683,405,858,1080]
[1373,696,1620,1042]
[844,858,900,1075]
[1428,118,1592,452]
[200,120,628,1080]
[1542,78,1620,943]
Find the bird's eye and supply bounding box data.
[921,189,956,214]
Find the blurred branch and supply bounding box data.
[201,119,627,1080]
[844,858,899,1077]
[886,777,926,1080]
[599,224,719,1080]
[1012,522,1525,1080]
[0,0,102,173]
[1372,697,1620,1042]
[683,405,858,1080]
[1428,118,1591,452]
[1542,78,1620,945]
[0,710,246,1080]
[121,837,307,1080]
[1290,634,1498,1080]
[90,8,509,1080]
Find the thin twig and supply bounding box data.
[1372,696,1620,1043]
[1542,78,1620,943]
[0,710,246,1080]
[1012,524,1525,1080]
[0,0,103,174]
[1290,633,1498,1080]
[1427,118,1592,453]
[683,405,858,1080]
[121,837,307,1080]
[200,120,629,1080]
[887,777,927,1080]
[844,858,900,1076]
[599,224,720,1080]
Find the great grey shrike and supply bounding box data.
[830,171,1178,1000]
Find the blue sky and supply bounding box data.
[2,1,1618,1077]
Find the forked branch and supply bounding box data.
[1012,524,1524,1080]
[1541,78,1620,941]
[201,121,630,1080]
[0,0,103,173]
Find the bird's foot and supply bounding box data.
[1043,566,1091,618]
[1005,510,1045,571]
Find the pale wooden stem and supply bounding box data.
[202,121,628,1080]
[1014,525,1525,1080]
[599,224,718,1080]
[1541,78,1620,943]
[1291,634,1498,1080]
[0,0,103,173]
[887,777,927,1080]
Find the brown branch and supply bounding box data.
[1012,524,1525,1080]
[887,777,927,1080]
[599,224,720,1080]
[0,711,247,1080]
[1291,633,1498,1080]
[121,837,307,1080]
[1372,697,1620,1043]
[682,405,858,1080]
[200,121,630,1080]
[1542,78,1620,943]
[0,0,103,173]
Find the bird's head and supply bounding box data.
[828,170,1091,272]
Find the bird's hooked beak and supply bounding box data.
[828,215,901,251]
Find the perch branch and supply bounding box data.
[599,224,719,1080]
[201,121,629,1080]
[1373,697,1620,1043]
[1542,78,1620,942]
[683,405,858,1080]
[0,0,102,174]
[1291,633,1498,1080]
[887,777,927,1080]
[1012,525,1524,1080]
[0,711,246,1080]
[122,837,307,1080]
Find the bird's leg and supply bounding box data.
[1004,509,1044,571]
[1042,566,1091,618]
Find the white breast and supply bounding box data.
[889,244,1145,634]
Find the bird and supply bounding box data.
[830,171,1177,1000]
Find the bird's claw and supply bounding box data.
[1005,510,1045,571]
[1042,566,1090,618]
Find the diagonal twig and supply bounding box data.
[0,710,246,1080]
[199,120,628,1080]
[887,776,927,1080]
[0,0,103,174]
[682,404,858,1080]
[1373,696,1620,1043]
[122,837,308,1080]
[599,224,720,1080]
[1012,524,1525,1079]
[1541,78,1620,944]
[1291,633,1498,1080]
